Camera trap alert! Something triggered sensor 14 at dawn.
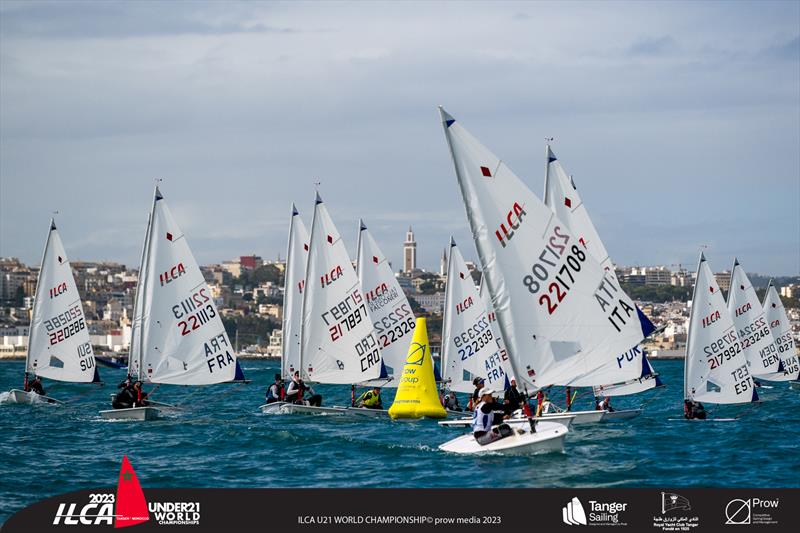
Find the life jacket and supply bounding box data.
[266,383,281,402]
[472,401,493,434]
[361,391,381,408]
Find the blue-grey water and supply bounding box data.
[1,359,798,525]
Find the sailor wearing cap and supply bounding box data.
[472,387,513,445]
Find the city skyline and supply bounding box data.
[1,1,798,275]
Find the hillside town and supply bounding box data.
[2,228,799,361]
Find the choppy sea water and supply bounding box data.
[1,358,798,524]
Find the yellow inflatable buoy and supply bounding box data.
[388,317,447,419]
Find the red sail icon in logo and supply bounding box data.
[115,455,149,528]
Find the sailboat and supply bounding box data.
[439,107,649,397]
[726,260,784,382]
[543,144,661,420]
[681,253,758,421]
[260,204,309,414]
[100,186,244,421]
[762,281,800,385]
[440,237,512,395]
[272,193,385,415]
[355,219,416,385]
[438,237,574,430]
[6,219,100,404]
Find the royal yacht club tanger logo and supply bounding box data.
[562,496,629,527]
[51,456,201,527]
[661,492,691,514]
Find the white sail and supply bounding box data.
[301,194,383,384]
[26,219,97,383]
[478,277,515,387]
[281,204,309,379]
[543,145,657,389]
[128,211,152,380]
[592,356,662,397]
[441,239,509,393]
[356,220,415,386]
[439,107,647,389]
[139,187,239,385]
[684,254,756,404]
[726,260,783,376]
[760,282,800,381]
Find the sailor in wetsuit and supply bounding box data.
[285,371,322,407]
[683,400,706,420]
[472,388,514,446]
[112,378,135,409]
[25,376,46,396]
[265,374,284,404]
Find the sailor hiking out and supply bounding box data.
[472,388,514,445]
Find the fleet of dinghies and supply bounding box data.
[5,108,798,455]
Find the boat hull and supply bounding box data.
[99,407,161,421]
[345,407,390,417]
[439,421,567,456]
[258,402,347,416]
[545,409,605,425]
[599,408,642,422]
[438,413,575,428]
[7,389,61,404]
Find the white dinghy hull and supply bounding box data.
[7,389,62,405]
[439,421,567,456]
[543,410,605,425]
[345,407,390,418]
[438,413,575,429]
[99,407,161,421]
[259,402,347,416]
[599,408,642,422]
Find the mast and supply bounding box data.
[355,219,365,278]
[25,219,56,386]
[129,209,152,380]
[684,252,705,401]
[279,203,298,378]
[543,142,553,206]
[136,186,160,381]
[298,191,323,380]
[438,106,521,388]
[440,237,456,388]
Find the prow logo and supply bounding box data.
[115,455,149,528]
[405,342,425,365]
[661,492,691,514]
[563,497,587,526]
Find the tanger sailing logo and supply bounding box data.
[661,492,691,514]
[563,497,588,526]
[52,456,201,527]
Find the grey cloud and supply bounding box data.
[627,35,678,56]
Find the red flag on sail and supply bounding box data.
[114,455,149,528]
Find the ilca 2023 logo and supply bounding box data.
[562,496,629,527]
[52,455,200,527]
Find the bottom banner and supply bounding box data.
[3,487,798,533]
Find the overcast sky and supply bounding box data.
[1,0,798,276]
